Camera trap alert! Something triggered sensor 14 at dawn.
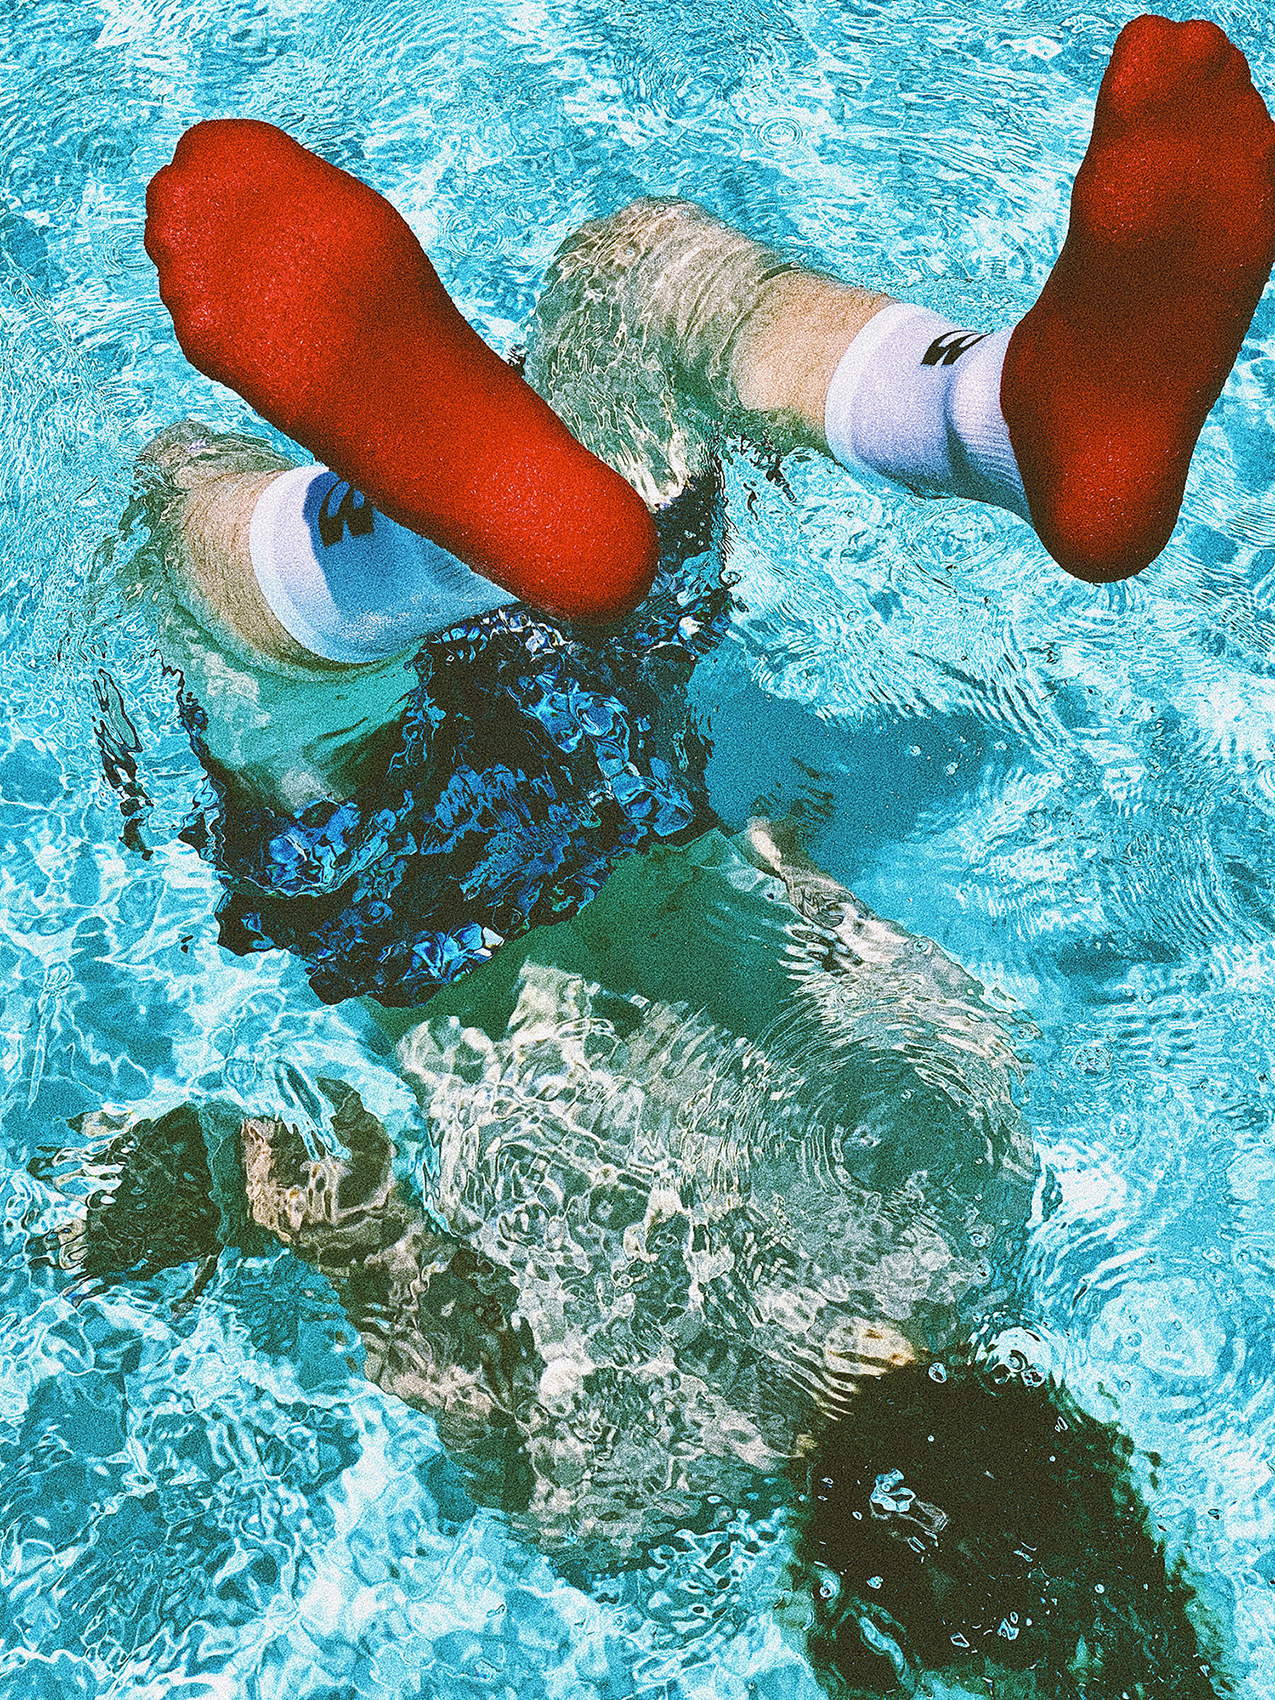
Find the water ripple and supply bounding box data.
[5,0,1275,1686]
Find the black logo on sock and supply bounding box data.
[921,331,987,367]
[318,482,375,547]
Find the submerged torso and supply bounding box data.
[239,823,1036,1562]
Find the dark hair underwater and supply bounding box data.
[790,1362,1224,1699]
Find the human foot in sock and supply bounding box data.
[531,18,1275,584]
[1002,13,1275,582]
[145,121,658,623]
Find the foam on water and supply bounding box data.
[4,0,1275,1692]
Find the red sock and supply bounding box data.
[145,121,658,624]
[1002,14,1275,582]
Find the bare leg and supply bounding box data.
[138,419,324,672]
[524,199,886,503]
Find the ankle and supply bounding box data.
[729,271,894,447]
[823,304,1030,519]
[179,468,327,669]
[605,203,891,449]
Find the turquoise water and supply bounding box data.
[4,0,1275,1692]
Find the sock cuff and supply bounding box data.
[945,326,1031,522]
[824,303,1029,522]
[249,465,517,665]
[823,302,935,483]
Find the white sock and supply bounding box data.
[823,302,1030,521]
[249,465,517,665]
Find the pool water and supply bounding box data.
[3,0,1275,1692]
